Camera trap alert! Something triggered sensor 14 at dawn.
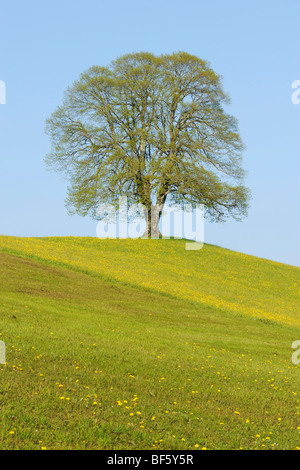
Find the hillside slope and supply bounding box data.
[0,238,299,450]
[0,236,299,327]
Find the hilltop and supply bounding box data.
[0,236,299,450]
[0,236,299,327]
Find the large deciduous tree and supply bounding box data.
[45,52,250,237]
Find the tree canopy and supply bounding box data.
[45,51,250,236]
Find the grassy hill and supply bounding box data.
[0,236,299,450]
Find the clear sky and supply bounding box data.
[0,0,299,266]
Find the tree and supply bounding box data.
[45,51,250,238]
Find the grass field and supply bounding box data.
[0,236,299,450]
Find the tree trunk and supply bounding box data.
[141,203,164,239]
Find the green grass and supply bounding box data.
[0,238,299,450]
[0,235,299,327]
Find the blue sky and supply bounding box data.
[0,0,299,266]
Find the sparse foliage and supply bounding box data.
[45,52,250,236]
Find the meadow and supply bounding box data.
[0,236,299,450]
